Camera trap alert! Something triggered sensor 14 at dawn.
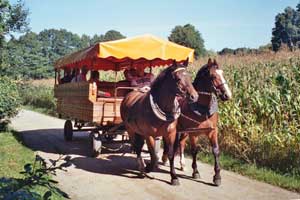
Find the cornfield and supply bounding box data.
[190,50,300,176]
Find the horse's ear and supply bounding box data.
[172,59,177,66]
[213,59,220,68]
[208,58,212,66]
[183,58,189,67]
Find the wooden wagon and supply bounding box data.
[53,34,194,156]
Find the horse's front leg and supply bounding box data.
[211,131,221,186]
[161,138,168,166]
[165,131,180,186]
[179,133,188,171]
[190,135,201,179]
[133,133,145,173]
[145,136,158,173]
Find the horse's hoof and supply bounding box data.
[171,178,180,186]
[145,164,154,173]
[192,172,201,179]
[161,155,168,166]
[180,166,186,171]
[213,176,221,186]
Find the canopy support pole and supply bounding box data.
[113,64,118,120]
[54,69,57,85]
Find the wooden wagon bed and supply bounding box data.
[54,82,131,126]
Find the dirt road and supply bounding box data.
[11,110,299,200]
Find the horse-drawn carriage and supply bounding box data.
[54,34,232,186]
[53,34,194,156]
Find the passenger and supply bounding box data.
[124,66,138,83]
[89,70,111,97]
[136,67,154,86]
[124,66,154,87]
[59,68,72,84]
[71,67,88,82]
[89,70,101,86]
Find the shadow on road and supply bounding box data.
[17,128,217,186]
[18,128,132,156]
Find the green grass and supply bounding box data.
[197,152,300,193]
[0,130,65,199]
[0,131,34,178]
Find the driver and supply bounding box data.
[124,66,154,87]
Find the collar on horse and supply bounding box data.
[149,93,181,122]
[189,92,218,117]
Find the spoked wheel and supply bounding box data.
[64,120,73,141]
[89,131,102,157]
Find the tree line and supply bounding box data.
[2,0,300,80]
[0,27,206,79]
[0,29,126,79]
[0,1,207,79]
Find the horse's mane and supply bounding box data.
[150,64,176,92]
[193,64,209,85]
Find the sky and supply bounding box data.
[9,0,300,51]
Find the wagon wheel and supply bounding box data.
[89,132,102,157]
[74,120,83,130]
[64,120,73,141]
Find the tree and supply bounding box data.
[297,3,300,12]
[103,30,125,42]
[168,24,206,57]
[271,4,300,51]
[90,34,104,44]
[0,0,29,71]
[0,0,29,46]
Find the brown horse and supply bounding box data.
[162,58,232,186]
[120,61,198,185]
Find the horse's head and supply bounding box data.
[169,60,199,103]
[151,60,198,103]
[194,58,232,101]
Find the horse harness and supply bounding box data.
[149,93,181,122]
[178,91,218,133]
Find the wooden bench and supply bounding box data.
[98,80,132,97]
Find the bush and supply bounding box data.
[0,77,21,124]
[18,83,56,116]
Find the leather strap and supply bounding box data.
[149,94,181,122]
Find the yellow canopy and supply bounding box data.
[54,34,194,71]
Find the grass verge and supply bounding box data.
[0,130,66,199]
[197,152,300,193]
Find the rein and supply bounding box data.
[180,112,203,125]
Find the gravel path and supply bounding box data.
[11,110,300,200]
